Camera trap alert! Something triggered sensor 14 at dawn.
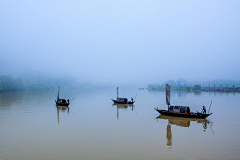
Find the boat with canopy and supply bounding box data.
[55,86,70,106]
[154,84,212,119]
[111,87,135,104]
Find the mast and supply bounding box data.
[117,87,118,99]
[57,86,60,100]
[165,84,171,111]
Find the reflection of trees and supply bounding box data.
[192,91,202,96]
[0,91,24,108]
[56,105,69,124]
[112,104,135,121]
[0,90,53,108]
[156,115,213,148]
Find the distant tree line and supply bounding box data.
[148,80,240,92]
[0,75,55,92]
[148,84,203,91]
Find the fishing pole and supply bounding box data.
[134,93,138,102]
[208,100,212,114]
[70,97,75,103]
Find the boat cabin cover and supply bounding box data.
[116,97,129,103]
[168,106,191,114]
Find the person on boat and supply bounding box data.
[131,97,133,102]
[186,107,191,114]
[67,99,69,104]
[202,106,206,114]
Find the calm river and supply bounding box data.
[0,87,240,160]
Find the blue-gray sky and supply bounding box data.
[1,0,240,85]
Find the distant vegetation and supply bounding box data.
[0,74,111,92]
[0,75,55,92]
[148,79,240,92]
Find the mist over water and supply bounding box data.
[1,1,240,159]
[0,1,240,86]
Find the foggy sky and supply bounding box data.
[1,0,240,86]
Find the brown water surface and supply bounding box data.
[0,88,240,160]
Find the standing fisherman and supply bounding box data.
[202,106,206,114]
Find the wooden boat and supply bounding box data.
[111,87,135,104]
[154,84,212,119]
[55,86,70,106]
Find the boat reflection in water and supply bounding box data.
[156,115,213,148]
[56,105,69,124]
[112,103,136,120]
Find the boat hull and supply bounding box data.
[56,103,69,106]
[55,100,70,106]
[112,100,134,104]
[154,108,211,119]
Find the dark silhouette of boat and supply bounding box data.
[154,84,212,119]
[111,87,135,104]
[55,86,70,106]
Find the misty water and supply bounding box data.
[0,88,240,160]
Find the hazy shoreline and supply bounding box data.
[147,87,240,93]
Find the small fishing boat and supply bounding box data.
[154,84,212,119]
[55,86,70,106]
[111,87,135,104]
